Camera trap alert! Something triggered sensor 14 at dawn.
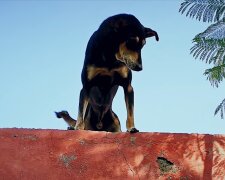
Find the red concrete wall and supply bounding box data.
[0,128,225,179]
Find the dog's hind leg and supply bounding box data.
[110,110,122,132]
[89,86,105,129]
[75,88,89,130]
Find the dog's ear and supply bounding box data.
[144,27,159,41]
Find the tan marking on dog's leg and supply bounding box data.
[83,107,94,130]
[75,89,88,130]
[111,111,121,132]
[124,84,136,132]
[76,99,88,130]
[55,111,76,129]
[126,109,134,131]
[62,114,76,128]
[75,115,85,130]
[82,100,89,121]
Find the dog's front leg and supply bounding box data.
[123,84,139,133]
[75,88,89,130]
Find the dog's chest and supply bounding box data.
[87,65,129,83]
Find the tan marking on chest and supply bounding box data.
[117,65,129,78]
[87,65,129,80]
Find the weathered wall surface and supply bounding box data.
[0,128,225,179]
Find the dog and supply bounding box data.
[56,14,159,133]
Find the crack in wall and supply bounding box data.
[105,133,142,179]
[117,143,135,178]
[116,142,141,180]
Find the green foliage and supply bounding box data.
[204,63,225,87]
[180,0,225,118]
[191,38,225,64]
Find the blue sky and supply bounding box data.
[1,0,225,134]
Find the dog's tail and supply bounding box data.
[55,111,77,130]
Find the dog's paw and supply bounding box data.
[127,127,139,133]
[67,126,75,130]
[55,111,69,118]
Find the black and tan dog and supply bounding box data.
[56,14,159,133]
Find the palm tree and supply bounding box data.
[179,0,225,119]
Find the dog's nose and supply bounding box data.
[133,64,142,71]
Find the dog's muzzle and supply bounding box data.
[132,64,142,71]
[115,42,143,71]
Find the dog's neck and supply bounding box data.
[85,30,125,69]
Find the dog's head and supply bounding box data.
[99,14,159,71]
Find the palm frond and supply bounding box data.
[215,98,225,118]
[196,18,225,39]
[204,63,225,87]
[191,38,225,64]
[179,0,225,22]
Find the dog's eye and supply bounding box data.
[129,36,139,43]
[126,36,143,50]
